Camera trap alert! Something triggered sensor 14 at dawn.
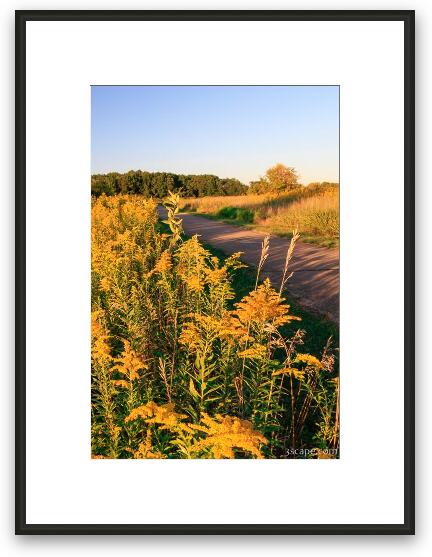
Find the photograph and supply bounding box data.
[90,85,340,460]
[16,8,414,534]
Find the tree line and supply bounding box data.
[92,164,338,198]
[91,170,248,198]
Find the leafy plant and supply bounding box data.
[91,194,339,459]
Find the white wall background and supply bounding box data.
[0,0,429,554]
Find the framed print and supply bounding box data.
[15,10,415,534]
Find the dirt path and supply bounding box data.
[158,208,339,322]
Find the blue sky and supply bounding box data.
[91,85,339,185]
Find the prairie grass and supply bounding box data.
[180,183,339,247]
[91,192,339,459]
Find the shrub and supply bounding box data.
[217,206,255,224]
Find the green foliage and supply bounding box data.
[91,170,248,198]
[162,190,183,246]
[249,163,299,194]
[217,206,255,224]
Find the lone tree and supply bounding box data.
[249,164,300,194]
[265,163,299,193]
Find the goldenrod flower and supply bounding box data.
[233,278,300,327]
[112,340,147,381]
[99,276,112,292]
[272,367,306,380]
[182,275,203,292]
[91,310,112,366]
[293,353,323,369]
[154,249,172,274]
[204,267,227,285]
[237,344,268,360]
[189,413,268,459]
[179,313,224,351]
[218,314,250,344]
[125,402,187,429]
[133,430,165,459]
[178,321,201,351]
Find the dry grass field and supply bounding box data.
[180,183,339,247]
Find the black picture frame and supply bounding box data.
[15,9,415,535]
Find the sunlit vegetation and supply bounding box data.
[92,165,338,247]
[91,192,339,459]
[91,169,247,198]
[180,182,339,247]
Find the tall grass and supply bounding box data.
[91,193,339,459]
[180,183,339,247]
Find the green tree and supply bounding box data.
[91,174,116,196]
[220,178,248,196]
[125,171,143,194]
[248,179,268,194]
[91,170,248,198]
[265,164,299,194]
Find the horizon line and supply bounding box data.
[91,167,339,186]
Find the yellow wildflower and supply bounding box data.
[125,401,187,429]
[178,321,201,351]
[218,314,250,344]
[272,367,306,380]
[133,430,165,459]
[293,353,323,369]
[182,275,203,292]
[149,249,172,276]
[179,313,223,351]
[237,344,268,360]
[234,278,300,327]
[204,266,227,285]
[189,413,268,459]
[175,235,209,290]
[91,310,112,366]
[99,276,112,292]
[112,340,147,381]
